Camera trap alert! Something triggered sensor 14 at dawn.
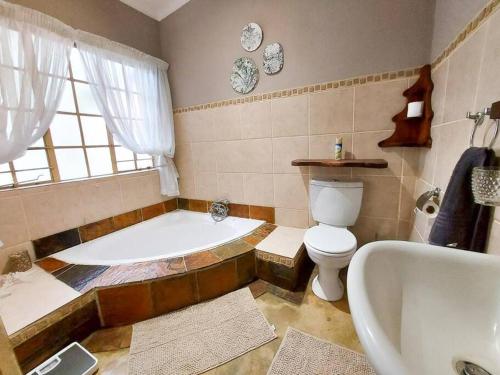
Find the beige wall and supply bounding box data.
[174,77,419,246]
[7,0,162,57]
[160,0,434,107]
[431,0,489,60]
[411,5,500,255]
[0,171,168,272]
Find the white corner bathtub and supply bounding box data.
[52,210,264,266]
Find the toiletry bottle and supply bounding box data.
[335,137,343,160]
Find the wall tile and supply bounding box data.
[350,216,398,247]
[241,101,272,139]
[188,199,208,213]
[191,142,217,172]
[443,25,486,123]
[275,208,309,228]
[228,203,249,218]
[476,12,500,113]
[173,112,192,144]
[189,109,215,142]
[174,143,194,176]
[194,172,218,201]
[164,198,178,213]
[213,105,241,141]
[354,79,407,132]
[217,173,244,203]
[22,186,84,239]
[119,172,164,212]
[78,179,123,224]
[399,176,416,221]
[217,139,272,173]
[142,202,166,220]
[274,173,309,209]
[113,210,142,230]
[236,251,256,286]
[0,196,29,248]
[418,128,439,185]
[79,218,114,242]
[249,205,275,223]
[352,131,403,176]
[433,120,472,192]
[272,95,308,137]
[243,173,274,206]
[310,88,353,135]
[272,136,309,174]
[358,176,401,219]
[431,60,449,125]
[33,229,81,259]
[184,250,220,271]
[179,174,196,198]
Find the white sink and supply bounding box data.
[347,241,500,375]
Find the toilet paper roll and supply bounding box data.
[407,101,424,118]
[421,200,439,218]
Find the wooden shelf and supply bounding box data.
[291,159,388,168]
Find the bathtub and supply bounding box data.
[52,210,264,266]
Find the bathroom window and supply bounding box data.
[0,49,155,189]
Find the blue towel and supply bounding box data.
[429,147,495,252]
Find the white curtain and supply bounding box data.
[0,1,73,163]
[76,31,179,196]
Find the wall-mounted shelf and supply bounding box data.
[291,159,388,168]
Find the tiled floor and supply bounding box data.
[84,269,362,374]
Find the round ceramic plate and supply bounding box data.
[230,57,259,94]
[263,42,284,75]
[240,22,263,52]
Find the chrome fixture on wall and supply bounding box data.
[415,187,440,213]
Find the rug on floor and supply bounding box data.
[267,327,375,375]
[128,287,277,375]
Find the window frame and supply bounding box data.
[0,50,155,190]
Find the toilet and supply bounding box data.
[304,178,363,301]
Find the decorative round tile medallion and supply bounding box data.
[263,42,284,75]
[240,22,263,52]
[230,57,259,94]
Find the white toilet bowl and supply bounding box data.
[304,224,357,301]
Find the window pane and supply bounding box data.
[137,159,153,169]
[55,149,88,180]
[50,114,82,146]
[16,169,51,184]
[81,116,108,145]
[136,153,150,159]
[13,150,48,170]
[115,146,134,161]
[0,163,10,172]
[0,172,13,187]
[74,82,100,115]
[58,81,76,113]
[117,161,135,171]
[87,148,113,176]
[70,48,87,81]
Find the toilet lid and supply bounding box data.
[304,226,357,255]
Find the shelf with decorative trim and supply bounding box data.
[291,159,388,168]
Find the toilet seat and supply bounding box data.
[304,225,357,256]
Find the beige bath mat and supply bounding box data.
[268,327,375,375]
[128,287,276,375]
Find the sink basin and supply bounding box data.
[347,241,500,375]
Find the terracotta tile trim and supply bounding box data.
[173,67,420,114]
[255,244,306,268]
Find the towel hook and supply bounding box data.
[467,103,499,148]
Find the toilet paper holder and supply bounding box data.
[416,188,441,212]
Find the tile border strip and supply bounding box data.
[172,0,500,114]
[172,67,420,114]
[431,0,500,70]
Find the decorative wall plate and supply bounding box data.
[240,23,263,52]
[230,57,259,94]
[263,42,284,75]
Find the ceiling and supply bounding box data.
[120,0,191,21]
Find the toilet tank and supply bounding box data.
[309,178,363,226]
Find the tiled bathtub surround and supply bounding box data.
[410,2,500,255]
[174,76,420,244]
[0,170,172,272]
